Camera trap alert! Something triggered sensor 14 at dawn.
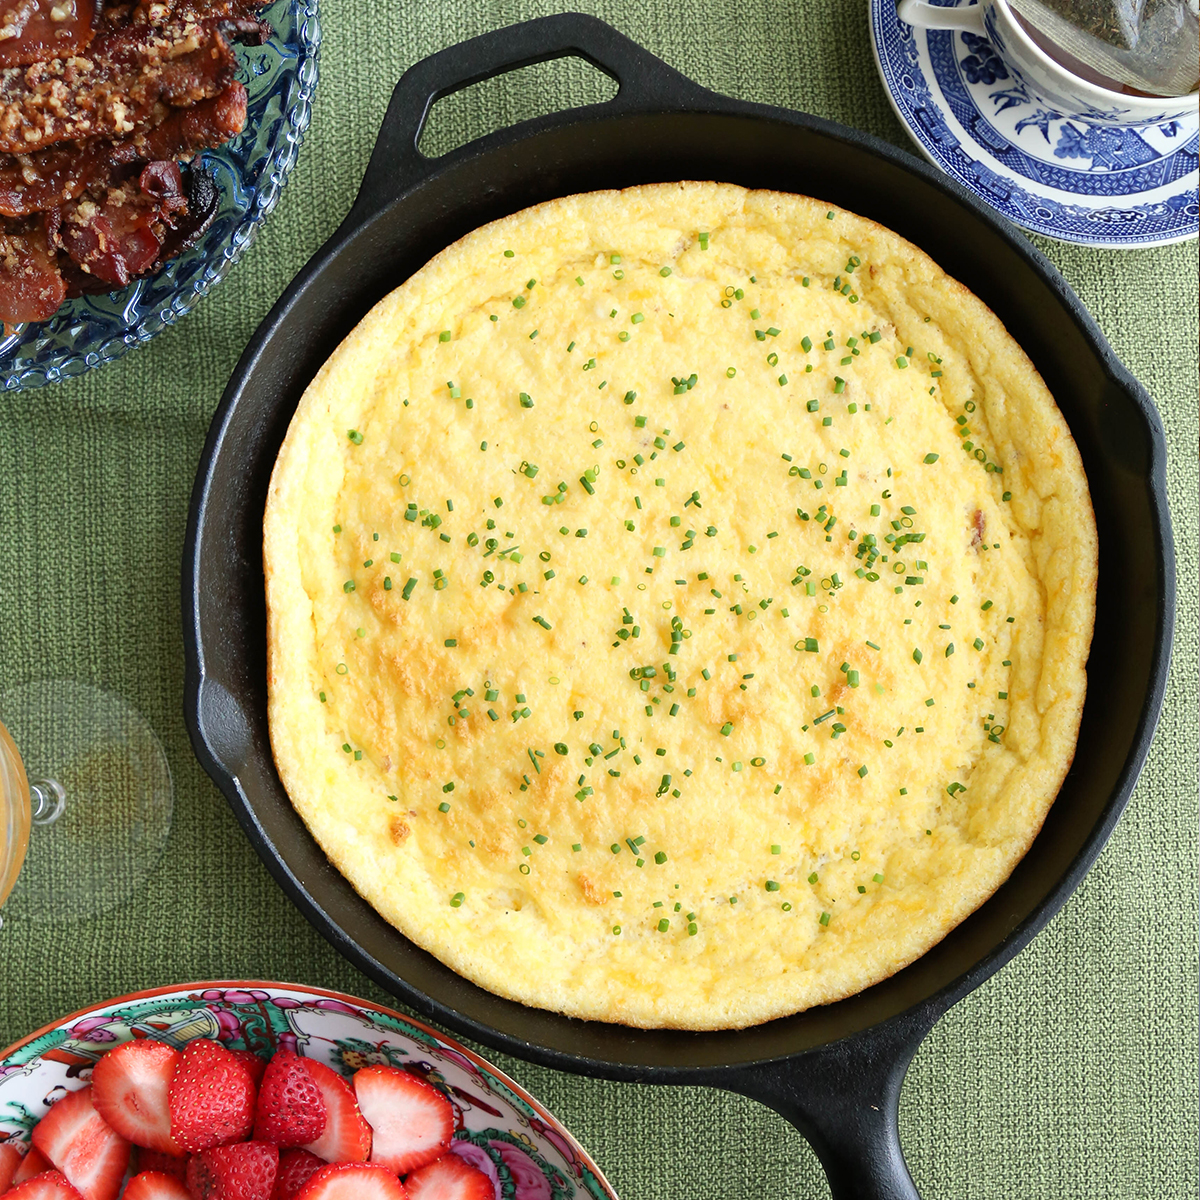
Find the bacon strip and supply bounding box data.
[0,20,240,154]
[0,217,64,327]
[0,0,98,69]
[0,82,246,216]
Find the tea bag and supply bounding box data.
[1008,0,1200,97]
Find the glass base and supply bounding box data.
[0,680,173,923]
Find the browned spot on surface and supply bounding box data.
[971,508,986,549]
[577,874,608,906]
[387,817,410,846]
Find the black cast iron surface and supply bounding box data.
[182,15,1175,1200]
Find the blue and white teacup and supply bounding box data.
[898,0,1200,126]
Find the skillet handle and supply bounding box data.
[351,12,712,225]
[715,1017,933,1199]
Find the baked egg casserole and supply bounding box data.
[264,183,1097,1029]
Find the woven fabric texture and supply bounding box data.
[0,3,1196,1197]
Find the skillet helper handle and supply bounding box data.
[352,12,710,224]
[719,1019,929,1200]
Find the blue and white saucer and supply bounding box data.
[868,0,1199,247]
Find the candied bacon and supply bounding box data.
[127,81,247,162]
[0,0,98,69]
[0,20,245,155]
[0,216,64,327]
[0,0,266,329]
[57,176,172,286]
[130,0,268,24]
[0,82,246,217]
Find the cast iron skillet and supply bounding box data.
[183,15,1174,1199]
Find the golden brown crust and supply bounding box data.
[264,183,1097,1029]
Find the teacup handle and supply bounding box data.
[897,0,986,33]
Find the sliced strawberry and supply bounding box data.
[168,1040,256,1154]
[122,1172,192,1200]
[12,1148,51,1185]
[0,1144,23,1194]
[1,1171,86,1200]
[186,1143,278,1200]
[352,1069,449,1178]
[92,1040,182,1155]
[401,1156,491,1200]
[252,1053,325,1149]
[293,1164,406,1200]
[135,1152,187,1182]
[228,1054,267,1089]
[30,1086,130,1200]
[269,1151,323,1200]
[298,1065,369,1165]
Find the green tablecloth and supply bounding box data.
[1,3,1196,1196]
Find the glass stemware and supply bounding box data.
[0,681,172,925]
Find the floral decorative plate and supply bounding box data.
[868,0,1199,247]
[0,0,321,391]
[0,982,618,1200]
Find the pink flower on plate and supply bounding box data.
[197,989,270,1005]
[311,1000,361,1015]
[67,1018,117,1043]
[223,990,270,1005]
[212,1010,243,1041]
[528,1119,580,1177]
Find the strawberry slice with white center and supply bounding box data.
[253,1052,325,1149]
[92,1040,183,1155]
[402,1156,493,1200]
[299,1064,370,1165]
[293,1163,407,1200]
[186,1141,279,1200]
[12,1148,52,1185]
[122,1171,192,1200]
[352,1069,451,1177]
[1,1171,87,1200]
[30,1086,130,1200]
[0,1144,23,1194]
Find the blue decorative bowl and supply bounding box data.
[0,0,321,390]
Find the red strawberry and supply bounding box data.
[298,1065,369,1165]
[402,1156,492,1200]
[186,1143,278,1200]
[269,1151,323,1200]
[0,1144,23,1194]
[30,1086,130,1200]
[0,1145,25,1194]
[292,1164,406,1200]
[228,1054,267,1089]
[1,1172,86,1200]
[92,1040,183,1155]
[135,1152,187,1182]
[352,1069,450,1177]
[12,1149,51,1185]
[252,1053,325,1149]
[122,1173,192,1200]
[168,1041,256,1153]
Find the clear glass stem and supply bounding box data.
[28,777,65,825]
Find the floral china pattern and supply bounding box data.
[869,0,1199,246]
[0,984,618,1200]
